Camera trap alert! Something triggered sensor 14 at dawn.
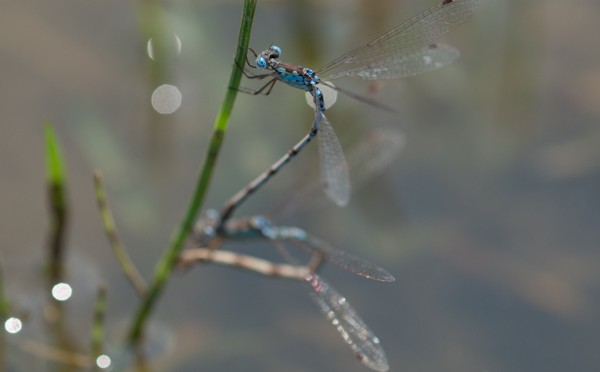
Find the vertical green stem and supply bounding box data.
[91,284,107,361]
[94,171,147,296]
[44,123,69,282]
[127,0,258,343]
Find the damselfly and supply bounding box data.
[196,210,395,282]
[221,0,478,226]
[187,128,409,370]
[189,211,393,371]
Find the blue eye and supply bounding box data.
[256,57,267,68]
[270,45,282,58]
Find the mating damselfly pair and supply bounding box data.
[191,0,478,371]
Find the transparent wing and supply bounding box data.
[279,227,396,282]
[316,243,396,282]
[320,81,398,112]
[325,43,460,80]
[317,113,351,207]
[318,0,478,77]
[270,128,405,220]
[347,128,406,186]
[305,274,389,372]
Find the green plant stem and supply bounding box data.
[127,0,258,344]
[91,284,107,361]
[44,123,69,282]
[94,171,147,296]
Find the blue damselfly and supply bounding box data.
[220,0,478,226]
[186,128,410,370]
[188,210,393,371]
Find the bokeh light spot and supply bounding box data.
[151,84,182,114]
[306,81,337,110]
[147,33,182,60]
[4,317,22,334]
[96,354,111,369]
[51,282,73,301]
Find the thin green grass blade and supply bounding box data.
[127,0,258,343]
[44,122,69,281]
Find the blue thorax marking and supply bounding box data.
[274,63,321,91]
[255,45,326,111]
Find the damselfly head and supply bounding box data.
[255,45,282,69]
[193,209,219,243]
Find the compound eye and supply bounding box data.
[270,45,282,58]
[256,56,267,68]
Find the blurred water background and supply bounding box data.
[1,0,599,371]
